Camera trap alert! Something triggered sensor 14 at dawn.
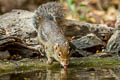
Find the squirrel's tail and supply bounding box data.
[33,2,65,29]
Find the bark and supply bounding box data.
[61,19,114,39]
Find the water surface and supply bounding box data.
[0,68,119,80]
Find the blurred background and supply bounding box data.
[0,0,120,26]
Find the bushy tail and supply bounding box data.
[33,2,65,29]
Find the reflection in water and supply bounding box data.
[46,69,67,80]
[0,68,119,80]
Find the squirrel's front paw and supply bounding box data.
[47,59,53,65]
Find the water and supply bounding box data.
[0,68,119,80]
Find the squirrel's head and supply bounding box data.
[54,42,70,69]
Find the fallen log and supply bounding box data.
[61,19,114,39]
[0,9,115,58]
[0,10,114,40]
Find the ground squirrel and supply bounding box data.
[33,2,70,69]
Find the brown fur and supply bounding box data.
[54,43,70,66]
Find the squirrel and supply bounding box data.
[33,2,71,69]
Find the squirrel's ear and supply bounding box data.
[54,43,59,50]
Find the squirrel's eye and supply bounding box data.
[58,52,61,57]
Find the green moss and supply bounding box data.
[0,57,120,75]
[70,57,120,69]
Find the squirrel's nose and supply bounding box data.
[61,59,69,67]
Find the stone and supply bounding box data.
[71,33,103,56]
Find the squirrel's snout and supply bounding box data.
[61,63,68,70]
[61,59,69,68]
